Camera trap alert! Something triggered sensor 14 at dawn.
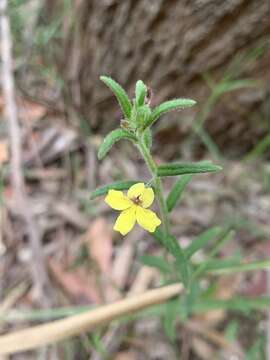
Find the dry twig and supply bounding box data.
[0,283,183,355]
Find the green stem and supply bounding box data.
[137,138,170,235]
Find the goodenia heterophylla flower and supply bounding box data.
[105,183,161,235]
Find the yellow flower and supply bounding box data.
[105,183,161,235]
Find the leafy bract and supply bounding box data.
[100,76,132,119]
[98,129,137,160]
[157,161,222,177]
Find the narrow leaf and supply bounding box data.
[215,79,258,97]
[199,257,241,272]
[152,232,189,287]
[97,129,137,160]
[90,180,139,199]
[136,105,151,128]
[193,229,234,278]
[166,234,190,287]
[140,255,171,274]
[157,161,222,177]
[208,259,270,275]
[145,98,196,128]
[152,228,165,245]
[100,76,132,119]
[135,80,147,106]
[166,175,192,212]
[185,227,222,259]
[193,296,270,313]
[163,299,180,341]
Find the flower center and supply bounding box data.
[132,195,142,206]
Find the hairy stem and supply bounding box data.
[137,138,170,235]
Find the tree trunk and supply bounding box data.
[62,0,270,156]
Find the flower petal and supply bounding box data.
[140,187,154,208]
[136,207,161,233]
[127,183,145,199]
[105,190,132,210]
[113,206,136,235]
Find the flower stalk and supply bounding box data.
[137,137,170,236]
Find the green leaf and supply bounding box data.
[207,259,270,275]
[90,180,139,199]
[136,105,151,128]
[185,227,222,259]
[193,228,234,279]
[215,79,259,97]
[152,228,165,245]
[192,296,270,313]
[152,231,189,287]
[246,337,265,360]
[163,299,180,341]
[139,255,171,274]
[144,98,196,128]
[224,321,239,342]
[201,257,241,272]
[166,234,190,287]
[97,129,137,160]
[135,80,147,106]
[166,175,192,212]
[157,161,222,177]
[100,76,132,119]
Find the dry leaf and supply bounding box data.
[19,98,47,124]
[113,351,137,360]
[85,218,112,274]
[48,259,100,303]
[192,337,215,360]
[129,266,159,295]
[0,141,8,164]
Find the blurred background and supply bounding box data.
[1,0,270,359]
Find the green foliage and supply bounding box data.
[100,76,132,120]
[139,255,171,274]
[33,20,62,46]
[136,104,152,128]
[208,258,270,275]
[213,79,258,96]
[166,175,192,212]
[144,98,196,129]
[92,75,270,355]
[157,161,222,177]
[245,134,270,161]
[89,331,107,358]
[90,180,139,199]
[187,51,262,159]
[163,299,180,341]
[97,129,137,160]
[166,234,190,287]
[193,228,234,279]
[224,320,239,342]
[185,227,222,259]
[135,80,147,106]
[193,296,270,313]
[202,257,241,272]
[246,337,266,360]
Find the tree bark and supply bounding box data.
[62,0,270,156]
